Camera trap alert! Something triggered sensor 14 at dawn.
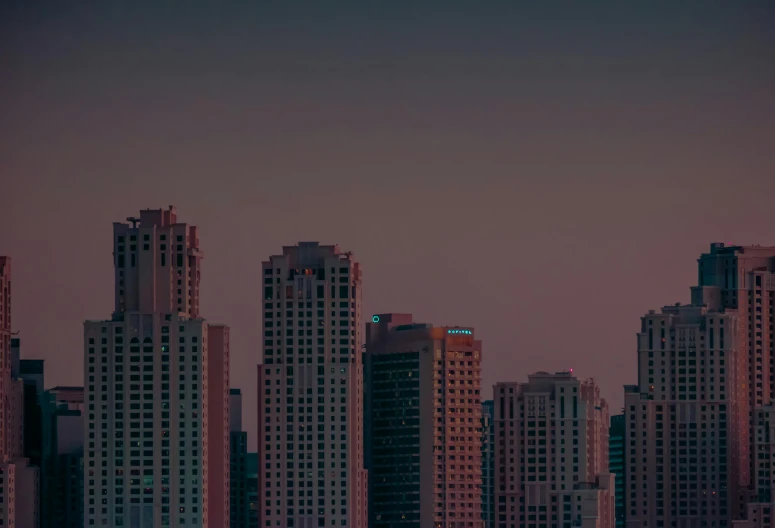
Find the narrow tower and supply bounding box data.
[0,258,41,528]
[83,206,230,528]
[364,313,484,528]
[257,242,367,527]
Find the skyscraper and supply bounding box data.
[625,243,775,527]
[696,243,775,500]
[608,414,624,528]
[44,386,86,528]
[83,206,230,528]
[1,256,11,460]
[494,372,614,528]
[245,453,259,528]
[736,404,775,527]
[228,388,258,528]
[230,388,250,528]
[0,257,41,528]
[482,400,495,528]
[624,302,743,526]
[623,242,775,526]
[0,258,17,528]
[208,325,231,528]
[20,356,45,468]
[364,313,483,528]
[257,242,367,527]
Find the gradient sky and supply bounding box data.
[1,2,774,450]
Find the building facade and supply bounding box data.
[623,243,775,526]
[43,386,85,528]
[697,243,775,507]
[83,206,230,528]
[257,242,367,527]
[494,372,614,528]
[731,404,775,528]
[482,400,495,528]
[624,300,744,527]
[245,453,259,528]
[364,313,483,528]
[0,442,39,528]
[208,325,231,528]
[1,257,10,461]
[0,257,41,528]
[20,357,45,470]
[0,256,15,527]
[608,414,624,528]
[230,388,250,528]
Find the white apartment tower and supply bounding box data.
[494,372,614,528]
[83,206,229,528]
[257,242,367,528]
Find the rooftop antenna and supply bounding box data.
[127,217,139,228]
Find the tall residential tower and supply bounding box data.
[494,372,614,528]
[364,313,484,528]
[696,242,775,502]
[83,206,230,528]
[624,300,744,526]
[624,243,775,526]
[257,242,367,527]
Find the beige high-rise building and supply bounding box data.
[363,313,484,528]
[0,456,40,528]
[696,243,775,490]
[732,405,775,528]
[624,243,775,527]
[494,372,614,528]
[83,206,230,528]
[257,242,367,528]
[624,302,744,527]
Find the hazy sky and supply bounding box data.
[2,2,774,449]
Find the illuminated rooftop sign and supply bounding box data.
[447,329,472,335]
[371,315,380,323]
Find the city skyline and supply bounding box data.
[3,2,775,453]
[3,215,775,451]
[2,212,775,527]
[3,3,775,527]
